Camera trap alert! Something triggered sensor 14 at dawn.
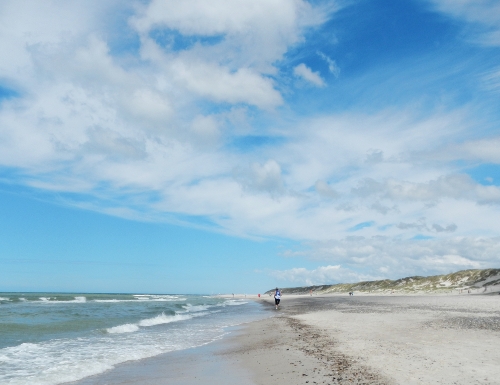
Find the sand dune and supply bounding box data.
[265,268,500,296]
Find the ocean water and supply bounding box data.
[0,293,268,385]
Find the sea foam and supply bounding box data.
[106,324,140,334]
[182,304,211,313]
[106,312,198,334]
[138,312,194,327]
[38,296,87,303]
[95,295,186,303]
[223,300,248,306]
[0,294,265,385]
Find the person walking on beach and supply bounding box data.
[274,287,281,310]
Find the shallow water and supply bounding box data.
[0,293,267,385]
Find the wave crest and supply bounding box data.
[106,312,199,335]
[106,324,140,334]
[138,313,192,327]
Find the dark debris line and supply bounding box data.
[427,316,500,331]
[283,317,392,385]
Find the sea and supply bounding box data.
[0,292,268,385]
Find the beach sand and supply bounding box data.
[68,294,500,385]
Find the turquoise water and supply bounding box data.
[0,293,267,385]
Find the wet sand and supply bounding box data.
[67,328,256,385]
[67,294,500,385]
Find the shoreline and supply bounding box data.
[67,294,500,385]
[67,327,256,385]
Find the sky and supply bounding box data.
[1,0,500,294]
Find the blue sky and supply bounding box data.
[1,0,500,293]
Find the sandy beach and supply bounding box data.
[68,293,500,385]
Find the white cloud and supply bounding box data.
[131,0,326,68]
[481,67,500,92]
[125,88,173,121]
[133,0,309,37]
[370,201,397,215]
[397,218,457,233]
[290,236,498,278]
[317,51,340,77]
[0,0,330,184]
[235,160,285,197]
[189,115,221,146]
[0,1,499,285]
[270,265,375,286]
[429,0,500,45]
[168,59,283,109]
[129,0,328,110]
[4,95,496,244]
[293,63,325,86]
[315,180,339,199]
[458,137,500,163]
[0,0,112,80]
[351,175,500,205]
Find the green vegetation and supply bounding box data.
[265,268,500,295]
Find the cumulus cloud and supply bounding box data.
[457,137,500,164]
[130,0,327,110]
[293,63,325,86]
[290,236,499,278]
[0,1,328,188]
[351,175,500,204]
[270,265,375,286]
[370,202,397,215]
[0,1,500,285]
[365,149,383,164]
[397,219,457,233]
[131,0,323,62]
[315,180,339,199]
[235,160,285,197]
[167,59,283,109]
[432,223,457,233]
[189,115,221,146]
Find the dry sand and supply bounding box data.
[68,294,500,385]
[238,294,500,385]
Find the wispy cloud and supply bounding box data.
[293,63,326,86]
[270,265,377,286]
[281,236,496,279]
[428,0,500,46]
[0,0,500,286]
[317,51,340,77]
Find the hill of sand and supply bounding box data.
[266,268,500,296]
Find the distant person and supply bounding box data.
[274,287,281,310]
